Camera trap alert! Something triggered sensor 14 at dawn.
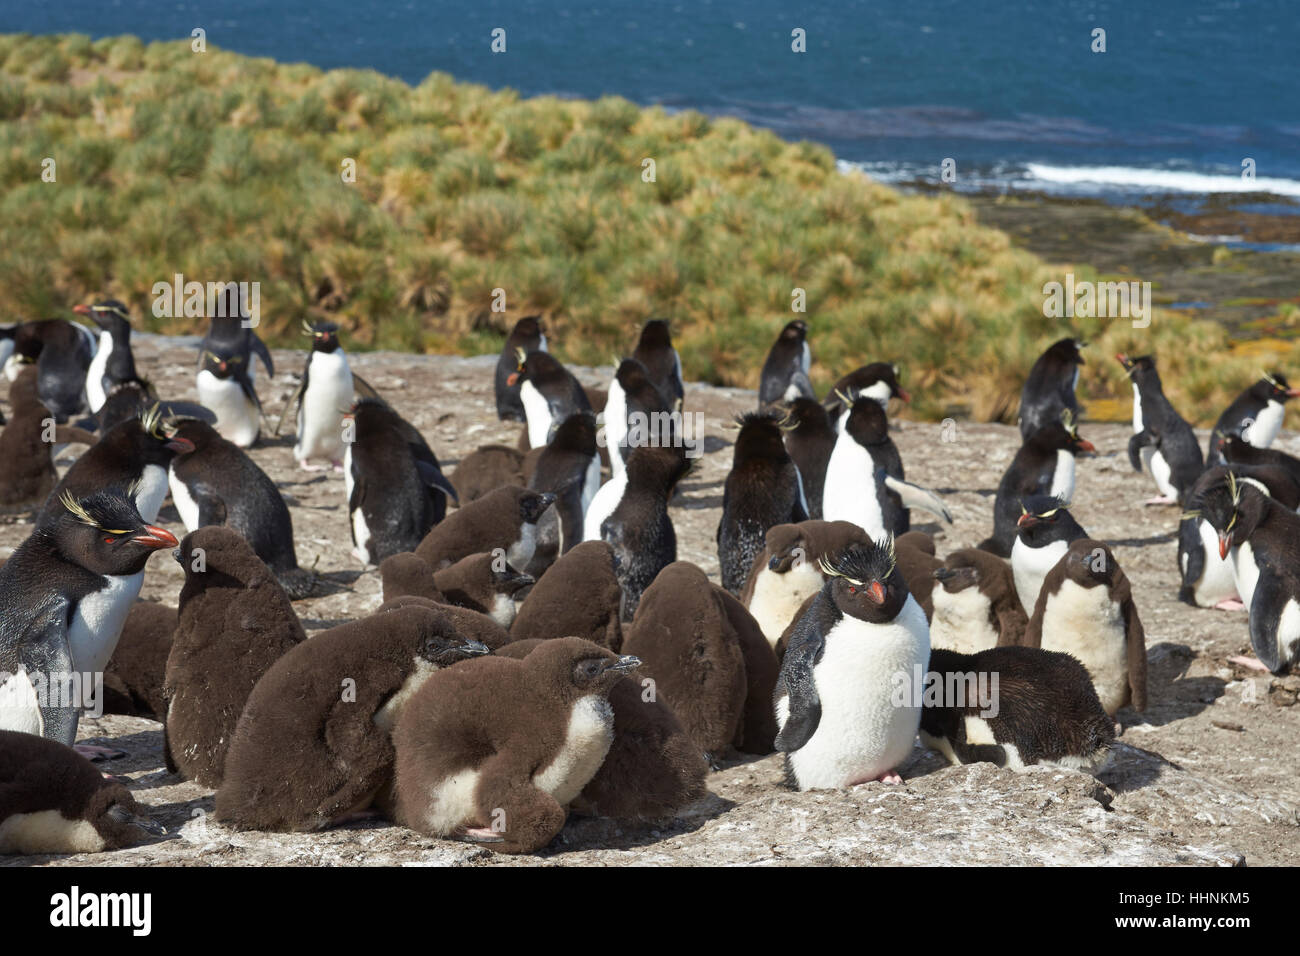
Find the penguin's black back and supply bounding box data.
[496,316,544,422]
[604,446,688,619]
[632,319,683,406]
[1019,338,1082,439]
[781,398,834,519]
[350,401,447,561]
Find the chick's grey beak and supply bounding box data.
[463,641,491,656]
[606,655,641,673]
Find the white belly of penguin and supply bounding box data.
[1193,519,1238,606]
[1037,579,1129,716]
[786,596,929,790]
[583,472,626,542]
[133,463,169,523]
[168,465,202,532]
[69,572,144,675]
[1049,450,1075,503]
[603,379,629,476]
[747,563,824,649]
[0,666,43,736]
[1244,400,1284,448]
[1231,542,1261,609]
[197,370,259,448]
[85,331,113,413]
[533,694,614,806]
[372,658,439,734]
[506,521,537,571]
[823,432,885,539]
[1274,599,1300,669]
[1012,538,1067,614]
[1148,450,1177,499]
[0,811,106,854]
[1131,385,1144,433]
[520,381,554,449]
[930,587,1000,654]
[295,352,353,463]
[581,453,602,516]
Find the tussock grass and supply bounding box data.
[0,32,1291,422]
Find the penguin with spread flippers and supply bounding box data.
[978,409,1095,557]
[759,320,813,406]
[717,412,807,596]
[167,419,316,599]
[0,489,176,752]
[774,538,930,789]
[387,638,639,853]
[495,317,547,422]
[1018,338,1084,440]
[1208,372,1300,465]
[215,603,488,832]
[1196,472,1300,675]
[1116,353,1203,505]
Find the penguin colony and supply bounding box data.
[0,302,1291,859]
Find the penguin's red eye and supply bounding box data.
[104,536,116,544]
[848,586,857,594]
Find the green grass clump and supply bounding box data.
[0,32,1290,422]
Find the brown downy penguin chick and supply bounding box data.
[739,519,872,650]
[379,551,447,604]
[101,601,177,720]
[0,367,61,512]
[432,551,535,628]
[450,444,526,503]
[215,603,489,832]
[414,485,555,571]
[895,532,942,619]
[778,398,836,520]
[510,540,624,649]
[717,412,807,596]
[930,548,1027,652]
[388,637,640,854]
[495,639,707,821]
[621,562,750,758]
[0,730,164,854]
[164,528,307,788]
[378,594,513,651]
[585,444,690,621]
[1023,539,1147,718]
[712,586,780,754]
[919,646,1114,772]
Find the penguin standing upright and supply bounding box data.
[631,318,684,408]
[165,527,306,787]
[167,419,316,598]
[282,320,354,470]
[26,319,95,424]
[495,316,546,422]
[603,358,675,479]
[1018,338,1084,440]
[388,638,640,854]
[1009,494,1089,614]
[774,538,930,789]
[758,320,813,406]
[528,411,600,554]
[1208,372,1300,465]
[0,489,176,750]
[508,350,591,449]
[584,444,689,620]
[1023,539,1147,718]
[1177,463,1300,609]
[1116,353,1203,505]
[1196,473,1300,674]
[778,398,836,519]
[344,399,458,566]
[717,412,807,595]
[823,362,909,425]
[196,301,274,448]
[978,410,1095,557]
[0,731,163,854]
[822,388,950,539]
[0,368,61,512]
[38,405,194,526]
[74,300,143,415]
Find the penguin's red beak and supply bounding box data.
[166,436,195,454]
[73,304,92,316]
[865,581,886,605]
[1076,439,1096,454]
[506,372,520,386]
[133,526,179,550]
[1017,512,1039,529]
[1218,531,1233,560]
[896,388,911,403]
[1288,387,1300,398]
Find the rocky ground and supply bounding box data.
[4,335,1297,867]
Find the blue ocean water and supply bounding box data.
[5,0,1298,199]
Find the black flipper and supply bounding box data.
[414,460,459,506]
[1248,569,1289,674]
[251,334,274,378]
[19,608,78,746]
[1127,431,1152,472]
[773,613,827,753]
[351,372,381,401]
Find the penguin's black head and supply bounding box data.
[820,538,909,623]
[841,392,891,447]
[54,489,178,577]
[303,319,341,353]
[780,320,808,343]
[549,411,598,454]
[492,562,535,596]
[836,362,910,408]
[778,398,831,435]
[625,444,692,497]
[1047,337,1085,366]
[127,404,194,465]
[1015,495,1082,547]
[1194,472,1267,559]
[168,418,219,455]
[518,489,556,525]
[88,783,165,848]
[1028,410,1095,456]
[201,347,244,379]
[508,350,561,389]
[637,318,672,351]
[510,315,544,345]
[1059,538,1117,590]
[1116,352,1159,386]
[73,300,132,334]
[1259,371,1300,403]
[732,411,787,463]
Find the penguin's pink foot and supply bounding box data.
[1228,654,1271,673]
[1143,496,1178,506]
[298,460,328,472]
[332,460,344,473]
[850,770,903,786]
[1214,598,1247,611]
[75,744,126,762]
[459,826,504,843]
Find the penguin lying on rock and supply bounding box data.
[451,444,526,504]
[510,540,625,649]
